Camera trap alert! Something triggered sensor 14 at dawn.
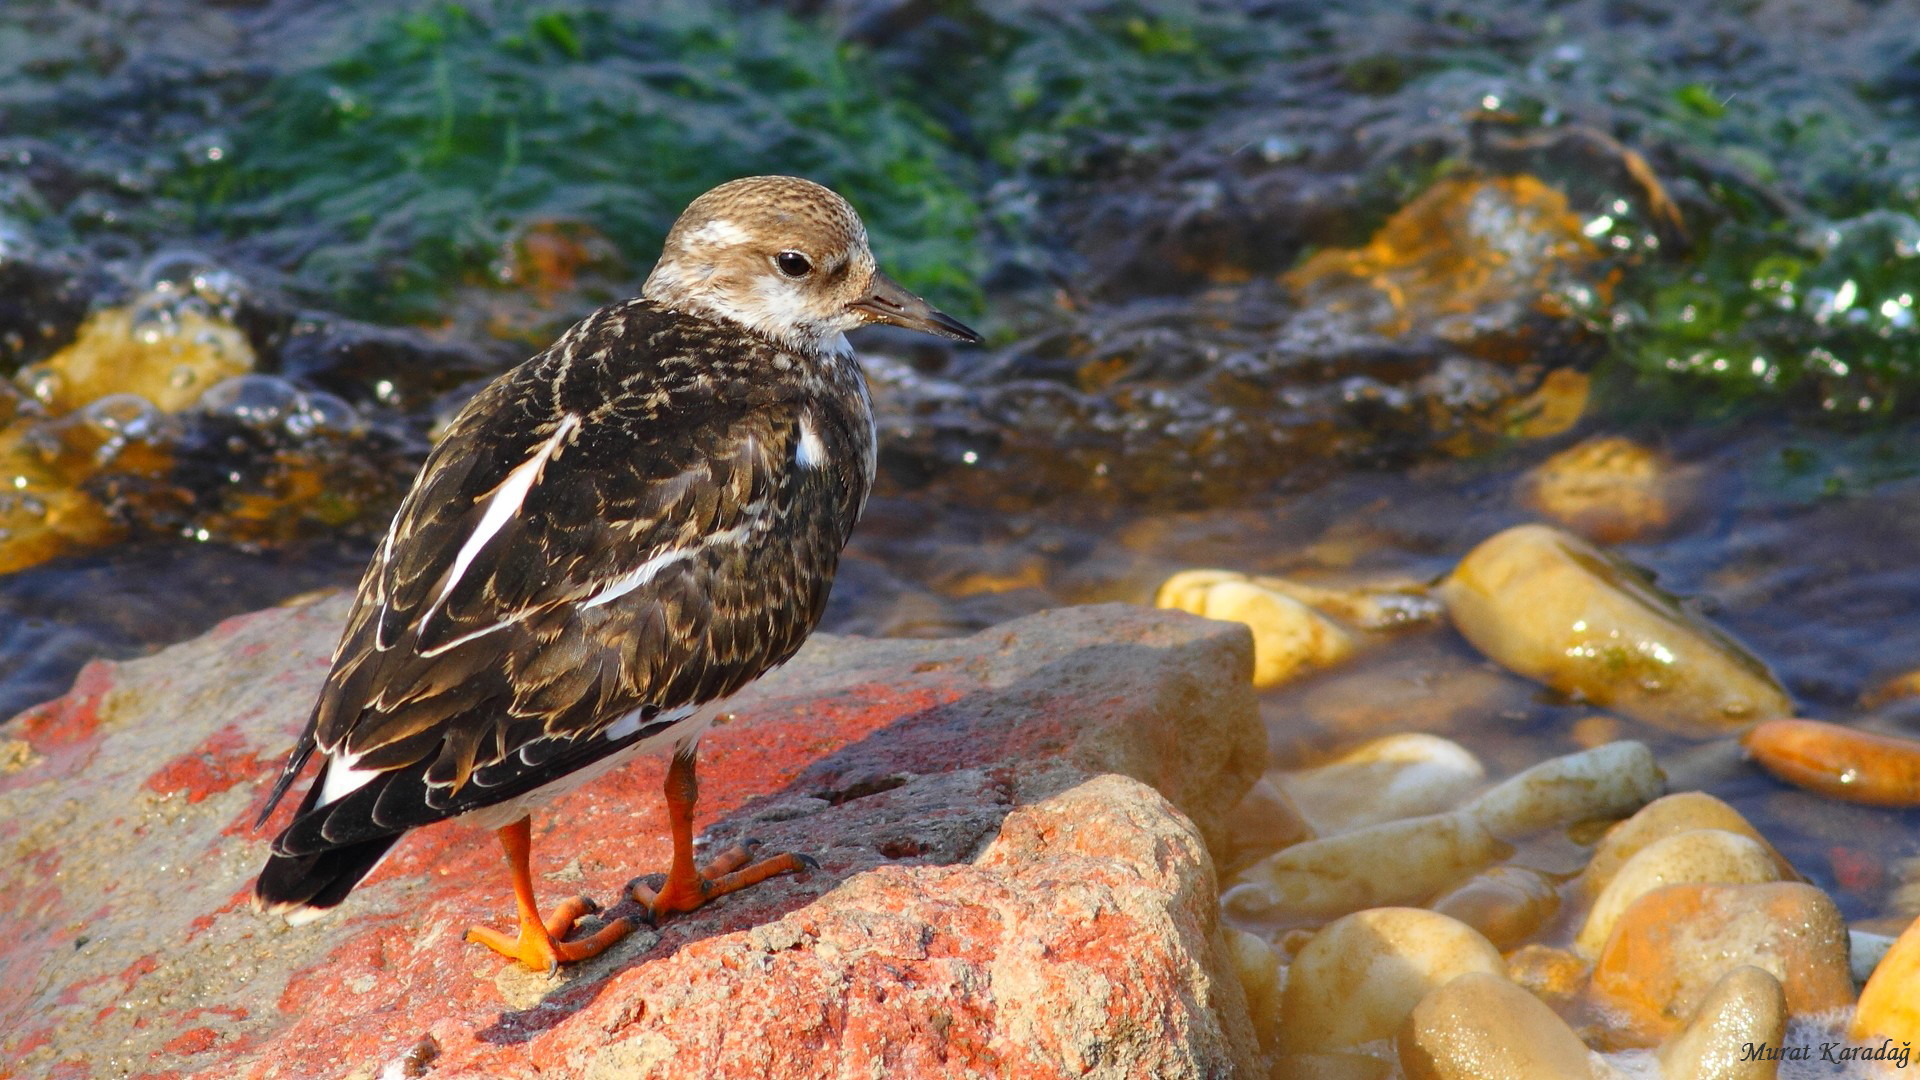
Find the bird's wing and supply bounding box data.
[260,309,868,849]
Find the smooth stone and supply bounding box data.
[1399,971,1596,1080]
[1431,865,1561,950]
[1853,915,1920,1045]
[1576,829,1782,958]
[1157,571,1358,688]
[1225,927,1284,1050]
[1522,435,1684,544]
[1583,792,1793,899]
[1657,966,1786,1080]
[1463,741,1662,840]
[1590,882,1854,1043]
[1225,811,1508,923]
[1744,718,1920,807]
[1220,775,1316,872]
[1278,734,1485,835]
[1505,944,1589,1003]
[1440,524,1793,734]
[1852,929,1898,986]
[1249,575,1445,633]
[1277,908,1505,1054]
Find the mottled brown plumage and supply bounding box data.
[254,177,979,960]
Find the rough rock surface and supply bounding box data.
[0,594,1263,1079]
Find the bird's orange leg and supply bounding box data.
[465,817,632,972]
[628,745,812,921]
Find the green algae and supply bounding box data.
[164,2,982,322]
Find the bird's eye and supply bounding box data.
[774,251,813,278]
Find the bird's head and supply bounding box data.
[643,176,982,355]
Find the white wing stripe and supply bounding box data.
[796,413,828,468]
[581,522,756,610]
[426,415,579,622]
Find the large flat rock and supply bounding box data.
[0,594,1263,1079]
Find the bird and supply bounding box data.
[252,175,982,972]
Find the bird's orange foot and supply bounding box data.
[627,841,814,923]
[465,895,633,973]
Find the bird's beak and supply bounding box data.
[849,271,983,345]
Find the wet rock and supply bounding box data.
[1851,929,1897,985]
[1276,733,1484,836]
[1276,908,1505,1054]
[1398,971,1597,1080]
[1224,811,1506,925]
[1224,926,1284,1050]
[1441,524,1793,734]
[0,599,1263,1079]
[1241,575,1443,633]
[1852,913,1920,1046]
[1462,740,1661,839]
[1157,570,1355,688]
[1744,717,1920,807]
[1589,882,1854,1043]
[1522,435,1688,544]
[1582,792,1795,900]
[1283,175,1600,349]
[1430,866,1562,951]
[1506,944,1589,1003]
[1656,966,1787,1080]
[1218,774,1315,873]
[15,300,254,414]
[1575,830,1782,958]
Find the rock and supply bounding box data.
[1440,524,1793,734]
[1277,733,1484,836]
[1744,718,1920,807]
[1462,740,1662,840]
[1852,928,1897,985]
[1224,811,1506,924]
[0,597,1265,1079]
[1276,908,1505,1055]
[1224,927,1284,1050]
[1240,575,1443,633]
[1522,435,1687,544]
[1430,866,1561,951]
[1219,774,1316,873]
[1505,944,1588,1003]
[1157,570,1356,688]
[1575,830,1782,959]
[1853,914,1920,1045]
[1656,966,1786,1080]
[1398,971,1596,1080]
[1589,882,1854,1043]
[1582,792,1794,899]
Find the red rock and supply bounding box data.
[0,594,1263,1079]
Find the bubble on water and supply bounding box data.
[197,374,303,430]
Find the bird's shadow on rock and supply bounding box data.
[476,634,1238,1044]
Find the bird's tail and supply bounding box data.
[253,835,401,926]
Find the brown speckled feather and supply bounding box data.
[259,298,872,854]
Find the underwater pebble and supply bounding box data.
[1398,971,1596,1080]
[16,303,254,414]
[1590,882,1853,1043]
[1218,775,1315,872]
[1249,575,1443,632]
[1506,944,1588,1003]
[1576,829,1781,958]
[1225,811,1506,923]
[1655,965,1787,1080]
[1744,718,1920,807]
[1156,571,1355,688]
[1463,740,1661,840]
[1277,733,1484,836]
[1852,915,1920,1046]
[1430,865,1561,951]
[1440,524,1793,734]
[1851,929,1897,985]
[1276,908,1504,1054]
[1522,435,1684,544]
[1224,926,1282,1043]
[1582,792,1793,900]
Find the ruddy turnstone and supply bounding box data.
[253,176,981,971]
